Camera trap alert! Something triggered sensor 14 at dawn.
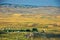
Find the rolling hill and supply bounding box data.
[0,3,60,24]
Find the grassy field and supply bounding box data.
[0,14,60,40]
[0,7,60,40]
[0,32,60,40]
[0,21,60,40]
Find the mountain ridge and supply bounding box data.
[0,3,40,8]
[0,3,60,16]
[0,3,60,8]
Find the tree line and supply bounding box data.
[0,28,38,34]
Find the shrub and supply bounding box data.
[25,29,31,32]
[32,28,38,32]
[20,30,25,32]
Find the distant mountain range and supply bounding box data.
[0,3,60,16]
[0,3,60,8]
[0,3,40,8]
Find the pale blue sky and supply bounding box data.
[0,0,60,6]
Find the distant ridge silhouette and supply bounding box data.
[0,3,60,8]
[0,3,60,16]
[0,3,40,8]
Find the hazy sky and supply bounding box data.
[0,0,60,6]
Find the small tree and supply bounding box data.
[26,29,31,32]
[32,28,38,32]
[20,30,25,32]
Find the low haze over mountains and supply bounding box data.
[0,3,60,16]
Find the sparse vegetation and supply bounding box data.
[0,6,60,40]
[0,30,6,34]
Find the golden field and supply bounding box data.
[0,7,60,40]
[0,13,60,24]
[0,7,60,33]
